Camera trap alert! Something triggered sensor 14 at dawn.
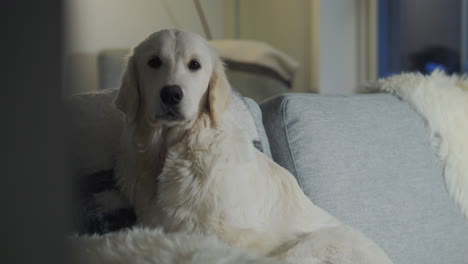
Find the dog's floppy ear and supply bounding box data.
[114,52,140,122]
[208,58,231,127]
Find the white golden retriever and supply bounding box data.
[112,29,394,264]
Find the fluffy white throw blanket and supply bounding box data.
[72,228,280,264]
[376,71,468,218]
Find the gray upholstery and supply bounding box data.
[244,97,272,159]
[261,93,468,264]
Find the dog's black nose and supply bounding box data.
[160,85,183,105]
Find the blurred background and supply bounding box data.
[379,0,467,77]
[64,0,468,99]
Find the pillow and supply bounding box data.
[210,40,299,102]
[209,40,299,85]
[260,93,468,264]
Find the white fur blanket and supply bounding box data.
[375,71,468,218]
[72,228,280,264]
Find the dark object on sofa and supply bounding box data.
[410,45,460,74]
[75,170,136,235]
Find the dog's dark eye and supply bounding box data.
[188,60,201,71]
[148,56,162,69]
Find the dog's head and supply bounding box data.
[114,29,230,128]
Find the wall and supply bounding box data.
[318,0,360,94]
[64,0,223,95]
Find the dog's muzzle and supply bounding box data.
[159,85,184,121]
[160,85,183,106]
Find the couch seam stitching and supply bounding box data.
[281,96,305,190]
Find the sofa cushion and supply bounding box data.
[261,93,468,264]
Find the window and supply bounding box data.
[378,0,468,77]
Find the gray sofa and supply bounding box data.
[256,94,468,264]
[71,90,467,264]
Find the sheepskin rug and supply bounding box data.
[72,228,280,264]
[376,70,468,218]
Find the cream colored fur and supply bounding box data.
[102,29,394,263]
[377,71,468,218]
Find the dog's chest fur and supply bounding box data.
[139,115,285,252]
[120,114,339,255]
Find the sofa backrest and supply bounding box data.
[260,93,468,264]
